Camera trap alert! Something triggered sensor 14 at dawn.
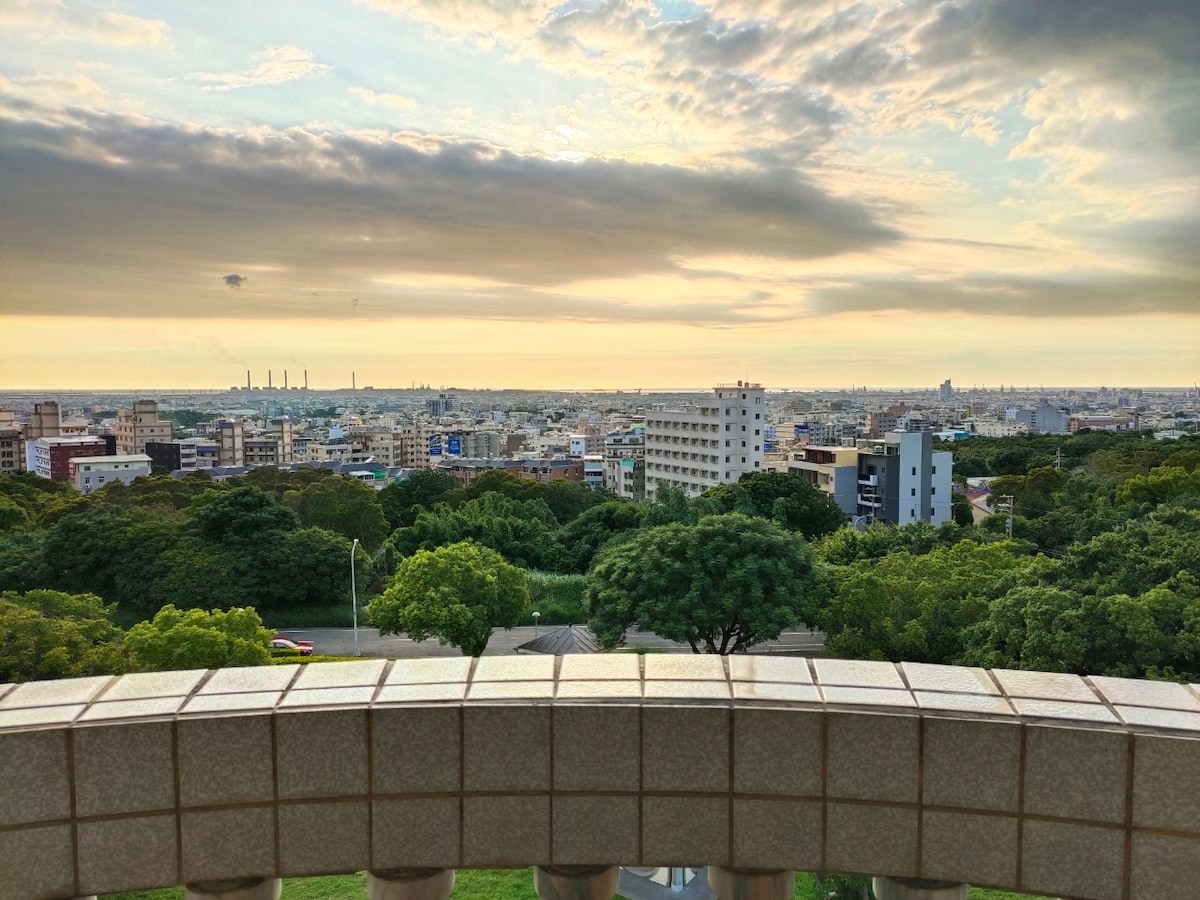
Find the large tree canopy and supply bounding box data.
[586,513,823,654]
[369,541,529,656]
[124,604,272,670]
[708,471,847,538]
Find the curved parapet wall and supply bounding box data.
[1,655,1198,900]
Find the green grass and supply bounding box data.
[103,871,1048,900]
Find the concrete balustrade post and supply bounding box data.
[872,877,968,900]
[534,865,620,899]
[367,867,456,900]
[707,866,796,900]
[185,878,282,900]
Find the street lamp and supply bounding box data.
[350,538,361,656]
[532,610,540,638]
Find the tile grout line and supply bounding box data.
[171,719,183,885]
[67,726,81,898]
[1015,723,1027,892]
[1122,732,1135,900]
[819,708,828,875]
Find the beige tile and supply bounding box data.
[1024,725,1128,823]
[821,686,916,708]
[375,682,466,703]
[924,718,1021,812]
[921,810,1017,887]
[1090,675,1200,711]
[991,669,1096,702]
[728,655,812,684]
[732,682,821,703]
[642,797,729,866]
[0,674,112,708]
[1117,705,1200,731]
[0,704,84,729]
[555,679,642,699]
[385,656,472,684]
[825,803,918,878]
[372,797,461,869]
[644,679,730,700]
[74,720,175,817]
[644,655,726,680]
[559,654,640,680]
[463,705,550,791]
[463,796,551,866]
[181,806,277,882]
[1133,734,1200,831]
[178,714,274,807]
[293,659,387,689]
[373,706,460,794]
[814,658,904,689]
[181,691,281,714]
[0,728,71,826]
[901,662,998,694]
[1130,832,1200,900]
[1020,820,1124,900]
[279,685,376,707]
[552,795,639,865]
[732,799,822,870]
[554,705,640,792]
[0,823,75,900]
[466,680,555,700]
[643,706,729,792]
[733,708,821,796]
[101,669,207,700]
[279,800,370,876]
[276,708,368,799]
[914,692,1014,715]
[77,814,178,895]
[78,696,185,721]
[827,712,919,803]
[472,655,555,681]
[1011,697,1118,723]
[202,665,298,693]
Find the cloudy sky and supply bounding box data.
[1,0,1197,390]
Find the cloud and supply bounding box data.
[349,86,417,110]
[0,1,171,49]
[194,45,332,92]
[223,274,248,289]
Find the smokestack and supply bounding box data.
[268,370,273,389]
[247,369,251,390]
[352,371,357,390]
[284,370,288,390]
[304,370,308,390]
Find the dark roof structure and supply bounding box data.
[516,624,601,654]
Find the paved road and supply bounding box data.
[274,626,826,658]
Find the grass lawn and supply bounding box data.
[104,870,1049,899]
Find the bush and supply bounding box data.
[520,571,586,625]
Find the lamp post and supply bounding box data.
[351,537,361,656]
[532,610,540,638]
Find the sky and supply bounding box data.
[1,0,1197,391]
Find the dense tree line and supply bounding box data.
[3,430,1198,677]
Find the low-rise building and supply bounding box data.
[32,436,108,481]
[787,445,860,515]
[70,454,152,494]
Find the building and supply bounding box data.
[518,458,584,483]
[604,427,646,500]
[787,445,861,516]
[856,431,952,526]
[215,419,244,467]
[426,393,455,417]
[1008,400,1070,434]
[434,457,524,486]
[31,436,107,481]
[938,378,954,402]
[582,455,605,488]
[70,454,152,493]
[115,400,173,455]
[644,382,765,499]
[0,409,22,475]
[145,440,197,472]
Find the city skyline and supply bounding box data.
[2,1,1198,390]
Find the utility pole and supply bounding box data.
[997,495,1015,538]
[1054,447,1063,471]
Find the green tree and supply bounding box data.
[124,604,272,671]
[554,500,646,573]
[586,513,822,654]
[369,541,529,656]
[287,477,389,550]
[187,486,296,546]
[0,590,128,682]
[707,472,847,538]
[378,470,457,530]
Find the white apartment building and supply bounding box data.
[70,454,152,494]
[644,382,766,499]
[603,427,645,500]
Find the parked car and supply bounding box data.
[271,636,314,656]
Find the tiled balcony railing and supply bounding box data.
[2,655,1199,900]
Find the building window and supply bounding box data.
[911,488,916,496]
[931,466,937,474]
[911,509,916,518]
[931,487,936,495]
[912,467,917,475]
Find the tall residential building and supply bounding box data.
[31,436,107,481]
[787,445,861,515]
[215,419,244,467]
[938,378,954,402]
[856,431,952,526]
[603,427,646,500]
[644,382,765,499]
[0,410,21,475]
[115,400,173,455]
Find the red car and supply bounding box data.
[271,636,314,656]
